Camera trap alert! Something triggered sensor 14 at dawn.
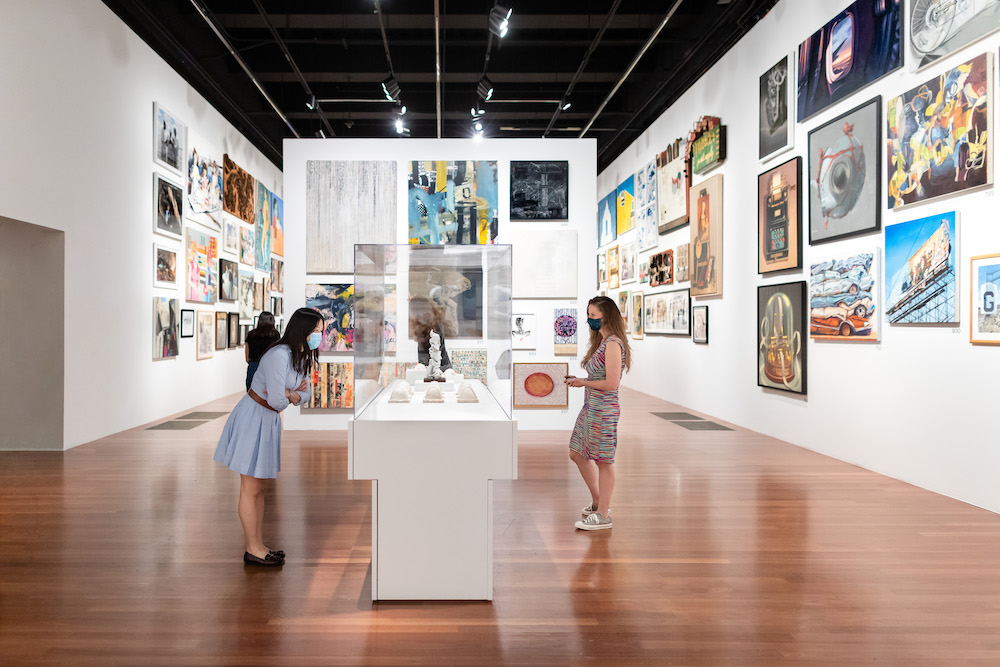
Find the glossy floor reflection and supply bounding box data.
[3,388,1000,664]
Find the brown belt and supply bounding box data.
[248,388,279,412]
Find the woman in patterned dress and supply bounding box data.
[565,296,631,530]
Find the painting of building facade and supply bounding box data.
[616,175,634,235]
[884,212,958,324]
[598,189,617,247]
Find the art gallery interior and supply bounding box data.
[4,0,1000,663]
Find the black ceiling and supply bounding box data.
[103,0,778,172]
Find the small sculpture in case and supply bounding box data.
[388,380,414,403]
[456,382,479,403]
[423,383,445,403]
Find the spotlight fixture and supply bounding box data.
[315,129,326,138]
[395,118,405,134]
[474,120,484,132]
[471,105,486,117]
[381,75,401,101]
[488,4,512,38]
[561,99,572,111]
[477,76,494,102]
[399,104,407,115]
[306,94,317,110]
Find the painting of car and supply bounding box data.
[810,252,879,340]
[811,265,875,296]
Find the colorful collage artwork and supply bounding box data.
[305,284,356,351]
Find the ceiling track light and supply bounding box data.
[477,76,495,102]
[381,75,401,101]
[561,99,572,111]
[395,118,405,134]
[306,94,317,110]
[488,4,512,38]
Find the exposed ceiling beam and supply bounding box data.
[215,14,671,31]
[254,72,623,83]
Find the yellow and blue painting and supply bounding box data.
[616,175,634,235]
[407,160,498,244]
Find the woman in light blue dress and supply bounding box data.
[214,307,324,566]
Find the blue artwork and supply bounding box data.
[597,189,617,248]
[407,160,498,244]
[884,212,957,324]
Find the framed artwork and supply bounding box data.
[215,311,228,350]
[239,226,254,267]
[758,281,807,394]
[638,261,649,285]
[254,180,272,273]
[796,0,902,122]
[238,270,254,320]
[690,174,723,297]
[911,2,1000,69]
[620,241,637,285]
[618,291,629,332]
[607,245,620,290]
[384,283,398,355]
[253,280,264,310]
[153,102,185,175]
[196,310,214,359]
[305,283,356,351]
[218,258,238,302]
[303,362,355,409]
[510,161,568,220]
[760,53,794,160]
[810,252,879,340]
[270,296,283,318]
[240,324,248,346]
[222,219,239,255]
[262,278,271,313]
[597,252,607,286]
[808,97,881,245]
[450,349,488,382]
[631,291,644,339]
[692,305,708,344]
[511,314,537,350]
[222,154,255,225]
[656,139,689,233]
[887,52,992,210]
[649,249,674,288]
[180,309,194,338]
[757,156,802,274]
[186,147,222,219]
[228,312,240,349]
[616,175,634,235]
[153,172,183,241]
[635,160,659,251]
[154,243,178,289]
[270,259,284,293]
[598,189,617,247]
[513,362,569,409]
[688,116,726,175]
[970,253,1000,344]
[152,297,179,360]
[406,160,498,245]
[185,227,218,304]
[270,191,284,257]
[553,308,578,356]
[510,228,578,299]
[254,315,259,328]
[676,243,690,282]
[645,288,690,336]
[885,212,958,324]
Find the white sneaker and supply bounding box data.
[575,512,612,530]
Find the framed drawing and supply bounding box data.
[196,310,214,359]
[228,312,240,349]
[688,116,726,175]
[513,362,569,409]
[511,314,537,349]
[692,305,708,344]
[240,325,248,346]
[620,241,637,285]
[305,283,356,351]
[186,147,222,220]
[215,311,228,350]
[635,160,659,251]
[885,212,958,324]
[649,249,673,288]
[510,161,568,220]
[645,288,690,336]
[810,252,879,341]
[218,258,238,302]
[180,309,194,338]
[971,253,1000,344]
[608,245,620,290]
[598,189,617,247]
[911,2,1000,69]
[618,291,629,332]
[757,281,807,394]
[185,227,218,304]
[450,349,488,383]
[690,174,723,297]
[676,243,690,282]
[631,291,644,339]
[808,97,881,245]
[238,270,254,320]
[153,102,185,175]
[153,172,183,241]
[656,139,689,233]
[616,175,635,235]
[406,160,498,245]
[553,308,578,356]
[796,0,902,122]
[887,52,992,210]
[154,243,178,289]
[222,154,255,225]
[759,53,794,161]
[152,297,179,360]
[757,156,802,274]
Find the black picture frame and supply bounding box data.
[692,305,709,344]
[757,281,807,395]
[180,309,195,338]
[509,161,569,220]
[228,312,240,349]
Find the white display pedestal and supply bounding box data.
[348,380,517,601]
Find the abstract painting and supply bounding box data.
[676,243,690,282]
[152,297,179,360]
[219,258,237,302]
[185,227,218,304]
[306,161,398,273]
[510,161,568,220]
[238,269,254,320]
[510,228,577,299]
[810,252,879,340]
[797,0,902,122]
[154,243,177,289]
[692,305,708,344]
[616,175,634,235]
[598,189,617,247]
[690,174,723,297]
[620,241,637,285]
[553,308,578,356]
[186,147,222,218]
[153,173,183,241]
[631,291,644,339]
[618,290,629,332]
[304,362,355,409]
[649,249,673,288]
[450,349,488,383]
[884,212,958,324]
[758,156,802,274]
[511,313,537,350]
[305,283,356,351]
[887,52,993,210]
[222,219,239,255]
[181,309,194,338]
[153,102,185,175]
[196,310,214,360]
[222,154,255,225]
[215,311,228,350]
[645,288,689,336]
[808,97,881,244]
[270,191,284,257]
[657,139,689,233]
[407,160,499,245]
[228,312,240,349]
[635,160,659,251]
[254,180,272,273]
[608,245,620,290]
[758,281,807,394]
[760,53,794,160]
[911,1,1000,69]
[513,362,568,409]
[239,226,254,267]
[970,253,1000,344]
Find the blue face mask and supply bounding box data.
[587,317,602,331]
[307,332,323,350]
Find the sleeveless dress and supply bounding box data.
[569,335,625,464]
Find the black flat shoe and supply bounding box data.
[244,551,284,566]
[269,550,285,559]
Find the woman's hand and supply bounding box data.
[564,375,586,388]
[287,390,301,406]
[296,378,308,392]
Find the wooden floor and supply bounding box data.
[3,389,1000,665]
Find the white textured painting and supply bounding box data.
[510,228,578,299]
[306,160,397,273]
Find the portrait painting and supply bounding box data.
[631,291,644,339]
[511,313,537,350]
[218,258,238,302]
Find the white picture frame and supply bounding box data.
[153,172,184,241]
[153,101,186,176]
[153,242,179,290]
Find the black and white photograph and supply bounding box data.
[153,101,185,174]
[218,258,238,302]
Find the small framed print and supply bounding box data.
[692,305,708,344]
[216,311,228,350]
[153,172,184,241]
[153,102,186,175]
[631,291,644,339]
[228,312,240,349]
[971,253,1000,345]
[154,243,178,289]
[180,309,195,338]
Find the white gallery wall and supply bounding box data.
[598,0,1000,513]
[283,138,597,432]
[0,0,282,449]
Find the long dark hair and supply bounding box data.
[271,307,324,375]
[581,296,632,371]
[250,311,278,339]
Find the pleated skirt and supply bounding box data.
[213,393,282,479]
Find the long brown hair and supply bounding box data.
[581,296,631,371]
